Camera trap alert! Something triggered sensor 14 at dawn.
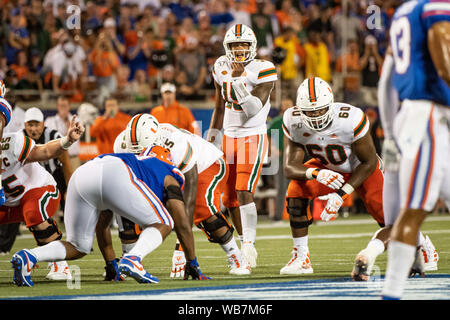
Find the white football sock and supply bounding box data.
[127,227,162,260]
[221,236,240,256]
[382,240,416,299]
[363,238,385,260]
[293,236,308,252]
[240,202,257,244]
[122,242,136,255]
[30,241,67,262]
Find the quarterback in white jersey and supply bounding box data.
[3,117,85,285]
[280,77,391,280]
[98,114,250,278]
[208,24,277,268]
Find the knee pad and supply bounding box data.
[196,212,234,244]
[286,198,313,229]
[29,218,62,246]
[118,217,141,241]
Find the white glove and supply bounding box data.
[318,192,344,222]
[170,249,186,278]
[382,138,401,172]
[308,168,345,190]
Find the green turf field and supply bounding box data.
[0,213,449,299]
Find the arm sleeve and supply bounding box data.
[256,61,278,84]
[421,1,450,30]
[352,108,370,142]
[377,54,399,139]
[282,109,294,141]
[13,132,36,164]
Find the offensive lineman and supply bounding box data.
[3,116,85,284]
[207,24,277,267]
[281,77,388,277]
[99,114,250,277]
[380,0,450,299]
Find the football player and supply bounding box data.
[207,24,278,268]
[11,142,209,286]
[2,116,84,282]
[97,114,250,278]
[380,0,450,300]
[280,76,388,276]
[0,80,13,206]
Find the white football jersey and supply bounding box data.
[1,131,57,206]
[212,55,277,138]
[282,103,370,173]
[114,124,223,174]
[158,123,223,174]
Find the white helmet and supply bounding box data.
[296,77,334,131]
[0,79,6,97]
[125,114,161,154]
[223,24,257,63]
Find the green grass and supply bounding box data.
[0,214,449,299]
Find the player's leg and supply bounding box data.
[235,133,268,267]
[195,157,250,275]
[351,163,389,280]
[99,157,173,283]
[382,103,448,299]
[11,163,101,287]
[280,179,314,275]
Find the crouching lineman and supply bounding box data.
[99,114,250,278]
[3,117,84,283]
[11,141,209,286]
[281,77,438,280]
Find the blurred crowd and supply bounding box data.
[0,0,403,107]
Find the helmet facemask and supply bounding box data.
[299,104,333,131]
[225,42,256,63]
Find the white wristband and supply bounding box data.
[341,183,354,195]
[60,136,73,150]
[305,168,318,180]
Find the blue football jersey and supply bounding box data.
[390,0,450,106]
[98,153,185,202]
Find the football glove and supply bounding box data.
[184,257,211,280]
[318,192,344,222]
[314,169,345,190]
[104,258,125,281]
[382,138,401,172]
[170,249,186,278]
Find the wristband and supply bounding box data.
[305,168,319,180]
[60,136,73,150]
[337,183,354,200]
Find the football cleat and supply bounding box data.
[422,235,439,271]
[351,249,376,281]
[46,261,72,281]
[11,249,37,287]
[118,255,159,284]
[228,253,251,275]
[242,242,258,268]
[280,247,313,275]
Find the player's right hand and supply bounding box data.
[315,169,345,190]
[0,187,6,206]
[184,257,211,280]
[170,249,186,278]
[382,138,400,172]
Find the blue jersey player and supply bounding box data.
[380,0,450,299]
[11,146,210,286]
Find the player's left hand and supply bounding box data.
[67,116,85,143]
[184,257,211,280]
[318,193,344,222]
